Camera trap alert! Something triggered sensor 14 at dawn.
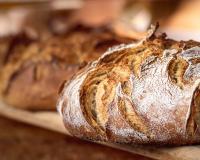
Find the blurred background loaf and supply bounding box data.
[0,26,133,110]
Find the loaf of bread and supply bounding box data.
[58,25,200,145]
[0,26,132,110]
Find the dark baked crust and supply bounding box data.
[58,25,200,145]
[0,26,132,110]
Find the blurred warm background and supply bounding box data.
[0,0,200,160]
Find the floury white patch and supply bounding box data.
[181,46,200,60]
[180,47,200,81]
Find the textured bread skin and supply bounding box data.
[58,25,200,145]
[0,27,132,110]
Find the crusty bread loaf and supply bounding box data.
[0,26,132,110]
[58,25,200,145]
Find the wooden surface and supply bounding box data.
[0,101,200,160]
[0,116,152,160]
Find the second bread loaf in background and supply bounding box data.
[0,26,133,110]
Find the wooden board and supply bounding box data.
[0,100,200,160]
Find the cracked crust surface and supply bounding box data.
[58,26,200,145]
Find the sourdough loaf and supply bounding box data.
[58,25,200,145]
[0,26,132,110]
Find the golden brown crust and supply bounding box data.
[58,26,200,145]
[0,27,132,110]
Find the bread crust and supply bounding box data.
[0,27,132,110]
[58,26,200,145]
